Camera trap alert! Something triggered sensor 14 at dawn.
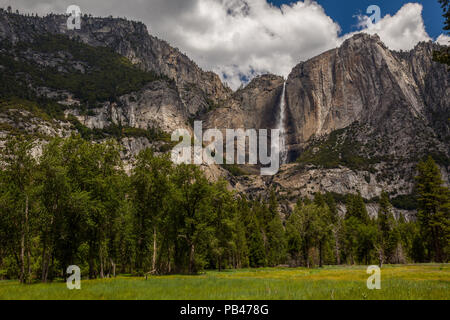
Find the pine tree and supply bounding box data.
[415,157,450,262]
[232,201,250,268]
[246,213,267,267]
[347,193,370,223]
[325,193,342,264]
[210,181,236,271]
[313,193,333,267]
[343,193,376,264]
[264,189,287,266]
[313,192,326,208]
[356,222,378,265]
[286,203,323,268]
[439,0,450,32]
[266,213,287,266]
[377,192,398,264]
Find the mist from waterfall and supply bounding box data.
[277,81,288,165]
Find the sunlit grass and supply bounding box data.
[0,264,448,300]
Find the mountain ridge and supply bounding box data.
[0,10,448,217]
[0,10,232,115]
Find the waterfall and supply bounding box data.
[277,81,288,164]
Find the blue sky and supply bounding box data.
[269,0,446,39]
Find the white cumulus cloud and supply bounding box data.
[355,3,431,51]
[0,0,438,89]
[436,34,450,45]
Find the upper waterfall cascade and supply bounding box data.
[277,82,288,165]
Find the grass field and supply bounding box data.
[0,265,448,300]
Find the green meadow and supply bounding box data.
[0,265,448,300]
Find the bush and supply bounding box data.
[391,194,418,211]
[296,125,378,172]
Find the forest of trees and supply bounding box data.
[0,135,448,284]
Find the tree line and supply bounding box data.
[0,136,448,283]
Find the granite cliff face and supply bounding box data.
[278,34,449,213]
[203,34,449,169]
[205,74,284,130]
[0,11,449,217]
[285,33,449,162]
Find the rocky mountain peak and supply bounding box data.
[285,32,448,150]
[0,10,231,116]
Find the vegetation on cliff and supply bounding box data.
[0,34,163,106]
